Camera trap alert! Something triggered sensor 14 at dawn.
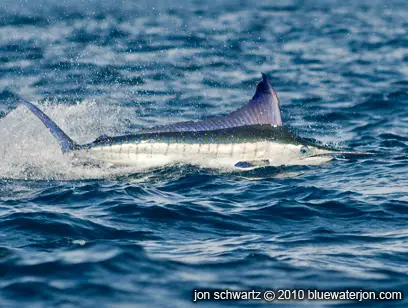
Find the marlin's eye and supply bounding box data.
[300,146,309,154]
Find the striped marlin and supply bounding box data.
[19,74,372,171]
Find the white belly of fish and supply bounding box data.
[83,141,276,169]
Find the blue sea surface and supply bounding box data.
[0,0,407,307]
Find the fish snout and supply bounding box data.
[308,149,375,158]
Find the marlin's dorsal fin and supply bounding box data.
[228,73,283,126]
[143,73,283,133]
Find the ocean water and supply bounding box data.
[0,0,407,306]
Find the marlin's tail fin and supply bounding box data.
[20,97,79,153]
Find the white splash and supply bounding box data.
[0,100,140,180]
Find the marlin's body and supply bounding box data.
[18,74,371,171]
[79,125,331,170]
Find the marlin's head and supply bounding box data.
[272,134,374,166]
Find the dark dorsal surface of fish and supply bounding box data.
[84,125,300,149]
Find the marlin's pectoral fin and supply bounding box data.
[235,161,255,169]
[234,160,270,170]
